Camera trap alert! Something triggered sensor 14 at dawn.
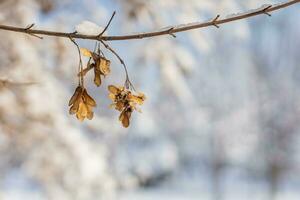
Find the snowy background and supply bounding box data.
[0,0,299,199]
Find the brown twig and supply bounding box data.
[99,40,135,90]
[0,0,298,41]
[263,5,273,17]
[23,23,43,39]
[212,15,220,28]
[167,27,176,38]
[69,37,84,86]
[98,11,116,37]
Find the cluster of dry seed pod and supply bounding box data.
[69,86,96,121]
[108,85,145,127]
[68,43,145,127]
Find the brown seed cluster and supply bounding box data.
[80,48,111,87]
[69,86,96,121]
[108,85,145,128]
[69,45,145,127]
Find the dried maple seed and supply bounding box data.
[68,86,82,106]
[68,86,96,121]
[108,85,145,128]
[108,85,120,94]
[94,67,102,86]
[81,48,93,57]
[99,57,111,75]
[83,89,96,106]
[80,47,111,87]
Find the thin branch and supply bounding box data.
[0,0,298,41]
[100,40,135,90]
[25,23,35,30]
[23,23,43,39]
[212,15,220,28]
[167,27,176,38]
[263,5,273,17]
[98,11,116,37]
[69,37,84,86]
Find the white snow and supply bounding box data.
[75,21,107,36]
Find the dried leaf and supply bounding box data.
[83,89,96,106]
[115,101,125,111]
[129,94,145,105]
[68,86,82,106]
[138,93,146,101]
[78,101,88,116]
[80,48,93,57]
[68,86,96,121]
[87,111,94,120]
[69,105,77,115]
[95,59,101,71]
[108,85,119,95]
[94,68,102,87]
[99,58,111,75]
[69,95,82,115]
[108,85,145,128]
[119,109,132,128]
[76,112,85,122]
[75,101,88,121]
[121,111,131,128]
[109,93,116,101]
[118,86,125,91]
[122,115,129,128]
[119,111,124,121]
[87,105,94,120]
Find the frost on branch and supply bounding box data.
[75,21,107,36]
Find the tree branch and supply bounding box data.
[97,11,116,37]
[0,0,298,41]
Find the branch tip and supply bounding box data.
[167,27,176,38]
[29,33,43,39]
[169,33,176,38]
[213,15,220,22]
[25,23,35,30]
[262,5,272,17]
[212,15,220,28]
[98,11,116,38]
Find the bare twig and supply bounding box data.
[263,5,273,17]
[167,27,176,38]
[25,23,35,30]
[69,37,84,86]
[212,15,220,28]
[98,11,116,37]
[100,40,135,90]
[23,23,43,39]
[0,0,297,41]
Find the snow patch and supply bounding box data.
[75,21,107,36]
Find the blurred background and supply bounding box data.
[0,0,299,199]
